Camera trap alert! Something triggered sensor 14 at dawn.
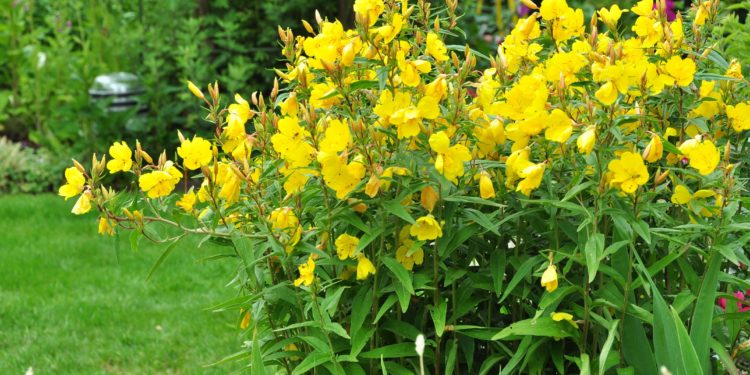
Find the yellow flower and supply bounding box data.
[598,4,627,27]
[319,118,352,153]
[679,138,720,175]
[607,151,649,194]
[663,56,696,87]
[335,233,359,260]
[294,256,316,287]
[541,263,558,292]
[420,186,439,213]
[726,59,744,79]
[478,171,496,199]
[353,0,384,26]
[176,189,197,212]
[671,184,691,205]
[577,127,596,155]
[318,152,366,199]
[271,117,316,167]
[429,131,472,183]
[309,81,341,109]
[396,227,424,271]
[240,310,251,330]
[397,51,431,87]
[410,214,443,241]
[726,103,750,132]
[106,141,133,173]
[58,166,86,200]
[595,81,619,105]
[139,163,182,198]
[376,13,404,44]
[544,109,574,143]
[356,253,376,280]
[98,217,114,236]
[226,94,251,139]
[516,162,545,196]
[540,0,571,21]
[631,0,654,17]
[643,134,663,163]
[694,1,710,26]
[551,312,578,328]
[389,95,440,139]
[177,136,212,170]
[269,207,302,253]
[426,32,449,62]
[72,191,93,215]
[632,16,663,47]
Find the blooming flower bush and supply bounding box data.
[60,0,750,373]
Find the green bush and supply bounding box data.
[0,137,65,194]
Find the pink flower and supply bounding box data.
[716,291,750,312]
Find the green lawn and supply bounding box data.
[0,194,244,374]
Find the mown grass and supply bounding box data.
[0,194,244,374]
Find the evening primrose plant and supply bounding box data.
[60,0,750,373]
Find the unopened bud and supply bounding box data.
[186,80,205,100]
[521,0,538,10]
[315,9,323,25]
[73,159,86,174]
[724,141,731,164]
[177,130,186,143]
[302,19,314,34]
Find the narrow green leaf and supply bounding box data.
[146,235,183,281]
[599,320,619,375]
[382,257,415,295]
[350,287,372,340]
[251,326,269,375]
[711,338,740,375]
[689,251,723,374]
[292,352,331,375]
[360,343,418,359]
[584,233,604,283]
[499,257,541,303]
[492,317,573,340]
[383,198,415,224]
[430,299,448,337]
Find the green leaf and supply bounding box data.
[689,251,722,374]
[599,320,619,375]
[622,315,657,373]
[632,220,651,245]
[430,299,447,337]
[251,327,269,375]
[499,257,541,303]
[671,306,703,374]
[146,235,183,281]
[710,338,740,375]
[443,193,503,208]
[382,257,415,295]
[350,327,374,357]
[562,181,595,202]
[129,230,141,252]
[584,233,604,283]
[492,317,573,340]
[383,198,415,224]
[292,352,331,375]
[491,250,507,297]
[462,208,501,236]
[360,343,418,359]
[350,287,372,341]
[348,80,379,91]
[356,226,384,252]
[325,322,351,339]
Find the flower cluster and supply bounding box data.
[59,0,750,373]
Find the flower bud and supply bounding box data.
[186,80,205,100]
[420,185,439,212]
[521,0,538,10]
[302,19,315,34]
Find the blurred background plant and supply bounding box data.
[0,0,748,194]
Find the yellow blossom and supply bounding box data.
[429,131,472,183]
[726,59,744,79]
[540,0,571,21]
[426,32,448,62]
[726,103,750,132]
[270,207,302,253]
[139,163,182,198]
[643,134,663,163]
[516,162,545,196]
[598,4,627,27]
[176,189,197,212]
[177,136,212,170]
[72,191,93,215]
[551,312,578,328]
[353,0,384,26]
[544,109,574,143]
[357,254,376,280]
[577,127,596,155]
[226,94,251,139]
[294,256,316,287]
[98,217,114,236]
[679,137,720,175]
[106,141,132,173]
[335,233,359,260]
[319,119,352,153]
[271,117,316,167]
[663,56,696,87]
[410,214,443,241]
[607,151,649,194]
[59,167,86,200]
[318,152,366,199]
[478,171,496,199]
[541,263,558,292]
